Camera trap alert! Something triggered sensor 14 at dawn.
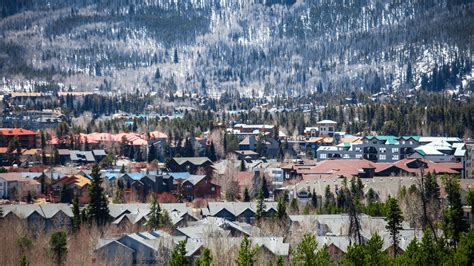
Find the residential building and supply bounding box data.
[316,120,337,137]
[0,128,39,148]
[1,204,73,231]
[50,174,91,204]
[166,157,214,176]
[0,172,40,200]
[205,202,278,224]
[465,142,474,179]
[178,175,220,201]
[316,136,459,163]
[230,124,275,139]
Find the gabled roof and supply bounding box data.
[206,202,278,217]
[183,175,207,186]
[1,204,73,219]
[172,157,212,166]
[124,172,146,181]
[52,175,91,189]
[252,237,290,256]
[168,172,191,180]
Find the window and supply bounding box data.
[379,155,386,160]
[211,187,215,192]
[392,148,398,153]
[355,154,362,159]
[343,154,350,159]
[320,154,327,159]
[392,155,399,161]
[355,147,361,152]
[379,147,386,153]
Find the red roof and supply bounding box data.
[0,128,39,136]
[48,132,150,146]
[148,130,168,140]
[375,158,461,175]
[296,159,376,179]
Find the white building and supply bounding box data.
[316,120,337,137]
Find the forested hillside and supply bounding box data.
[0,0,472,95]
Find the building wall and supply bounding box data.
[466,144,474,179]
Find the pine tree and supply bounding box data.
[276,195,287,220]
[276,256,284,266]
[72,194,81,233]
[49,231,67,266]
[169,240,187,266]
[243,187,250,202]
[311,189,318,208]
[154,68,161,81]
[173,48,179,64]
[291,233,318,265]
[60,184,69,203]
[26,191,33,203]
[443,176,468,245]
[19,255,29,266]
[112,179,125,204]
[194,248,213,266]
[236,235,259,266]
[240,159,246,171]
[87,165,109,226]
[261,177,269,198]
[146,193,162,230]
[255,189,265,221]
[290,197,299,213]
[208,142,217,161]
[466,189,474,218]
[120,164,126,173]
[385,197,404,257]
[365,233,389,265]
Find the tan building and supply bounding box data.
[465,142,474,179]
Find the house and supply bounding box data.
[94,231,178,265]
[166,157,214,176]
[239,136,257,151]
[108,203,197,228]
[50,174,91,204]
[70,150,96,164]
[1,204,73,231]
[0,172,41,200]
[316,120,337,137]
[93,149,107,162]
[0,128,40,148]
[205,202,278,224]
[235,150,259,160]
[374,158,462,176]
[57,149,71,164]
[304,127,319,138]
[20,149,42,165]
[230,124,276,139]
[179,175,220,201]
[141,174,174,196]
